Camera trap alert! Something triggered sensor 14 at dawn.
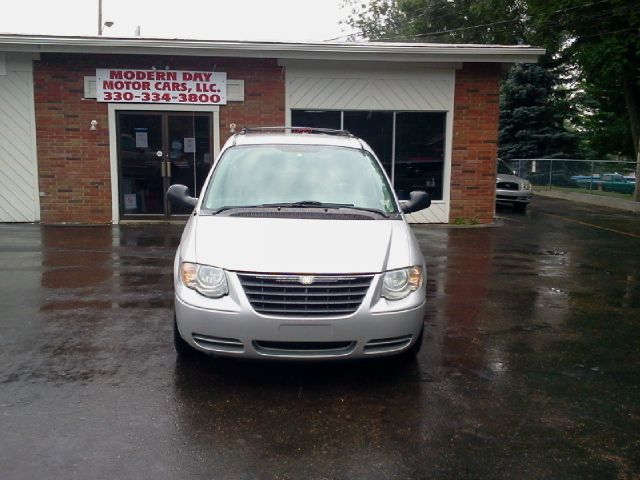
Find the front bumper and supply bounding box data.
[496,189,533,204]
[174,272,426,360]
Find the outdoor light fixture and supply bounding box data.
[99,20,114,35]
[90,120,98,131]
[98,0,115,35]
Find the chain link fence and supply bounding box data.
[508,158,638,198]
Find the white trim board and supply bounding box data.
[0,34,546,64]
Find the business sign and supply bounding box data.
[96,69,227,105]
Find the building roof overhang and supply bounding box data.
[0,34,545,64]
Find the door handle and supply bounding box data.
[161,161,166,177]
[166,160,171,178]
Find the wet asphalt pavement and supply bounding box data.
[1,196,639,479]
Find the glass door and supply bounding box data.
[166,113,212,215]
[117,112,165,216]
[117,111,213,219]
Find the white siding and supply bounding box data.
[286,64,454,112]
[284,61,455,223]
[0,53,39,222]
[405,203,450,223]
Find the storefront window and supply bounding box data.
[291,110,340,130]
[343,111,394,178]
[291,109,446,202]
[394,112,446,201]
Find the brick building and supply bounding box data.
[0,35,542,224]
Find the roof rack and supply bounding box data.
[240,126,353,137]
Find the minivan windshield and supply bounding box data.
[202,144,399,214]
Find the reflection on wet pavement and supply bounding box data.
[0,197,638,479]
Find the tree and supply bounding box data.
[343,0,640,160]
[341,0,579,166]
[344,0,640,197]
[577,84,635,158]
[343,0,527,45]
[526,0,639,159]
[499,63,580,161]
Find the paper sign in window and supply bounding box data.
[124,194,137,209]
[184,137,196,153]
[135,131,148,148]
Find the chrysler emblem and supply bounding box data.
[299,275,315,285]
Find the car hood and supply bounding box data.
[496,173,523,183]
[187,216,414,274]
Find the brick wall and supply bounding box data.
[450,63,502,224]
[34,54,500,224]
[34,54,285,224]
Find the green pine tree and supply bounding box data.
[498,63,580,161]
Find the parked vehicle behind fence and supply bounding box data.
[571,173,635,194]
[496,159,533,212]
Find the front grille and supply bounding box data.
[497,181,520,191]
[237,273,373,317]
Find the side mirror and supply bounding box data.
[167,184,197,209]
[401,191,431,214]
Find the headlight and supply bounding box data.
[381,266,423,300]
[180,262,228,298]
[521,181,532,191]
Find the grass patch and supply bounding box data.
[534,186,635,200]
[451,217,480,225]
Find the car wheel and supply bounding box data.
[173,314,195,358]
[513,202,527,212]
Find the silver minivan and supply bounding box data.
[168,128,430,360]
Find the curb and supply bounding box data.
[534,189,640,214]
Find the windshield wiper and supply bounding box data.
[205,201,333,214]
[261,201,351,208]
[262,201,391,218]
[205,205,262,215]
[205,201,392,218]
[347,206,392,218]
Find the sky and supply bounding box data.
[0,0,357,42]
